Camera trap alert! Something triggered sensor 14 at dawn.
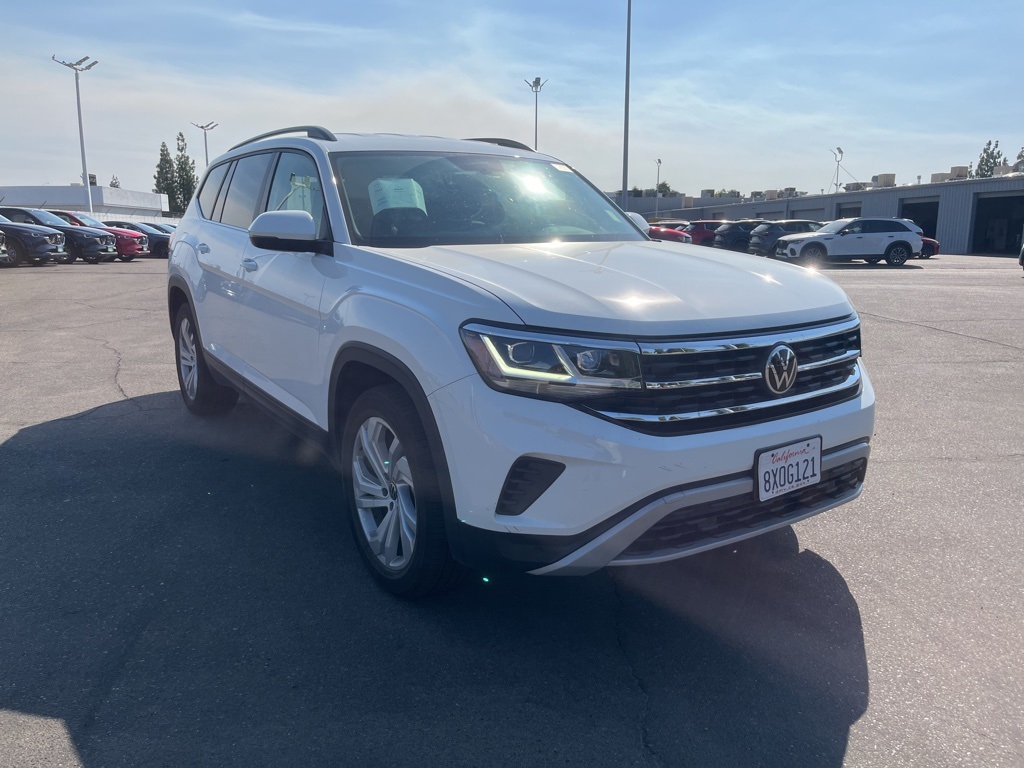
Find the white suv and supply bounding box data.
[168,126,875,597]
[774,217,922,266]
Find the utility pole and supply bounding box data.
[52,54,99,213]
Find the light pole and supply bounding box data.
[620,0,632,212]
[52,54,98,213]
[654,158,662,218]
[524,77,547,150]
[830,147,844,193]
[191,121,219,166]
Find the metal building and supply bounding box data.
[629,176,1024,255]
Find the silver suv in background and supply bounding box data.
[774,217,922,266]
[168,126,875,597]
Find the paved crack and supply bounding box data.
[83,335,143,411]
[859,311,1024,353]
[612,576,667,768]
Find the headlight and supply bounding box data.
[460,323,642,401]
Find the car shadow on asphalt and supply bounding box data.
[0,393,867,768]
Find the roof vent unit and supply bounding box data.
[992,165,1013,177]
[949,166,969,179]
[931,172,951,183]
[765,189,779,200]
[873,173,896,187]
[844,182,868,192]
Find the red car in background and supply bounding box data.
[648,224,693,244]
[920,237,940,258]
[683,220,730,246]
[47,210,150,261]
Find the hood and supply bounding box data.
[0,221,63,236]
[777,232,817,245]
[373,240,854,336]
[101,226,145,240]
[52,224,112,238]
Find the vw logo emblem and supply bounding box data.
[764,344,798,395]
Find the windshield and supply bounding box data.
[74,212,107,228]
[330,152,644,247]
[29,209,69,227]
[817,219,853,234]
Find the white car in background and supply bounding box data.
[774,217,922,266]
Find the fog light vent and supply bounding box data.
[496,457,566,517]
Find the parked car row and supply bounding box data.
[0,207,175,267]
[647,215,940,268]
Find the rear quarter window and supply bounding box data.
[197,163,230,221]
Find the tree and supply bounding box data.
[109,175,121,188]
[656,181,679,196]
[1017,147,1024,164]
[974,139,1004,179]
[153,141,178,213]
[173,132,198,213]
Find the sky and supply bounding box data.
[2,0,1022,199]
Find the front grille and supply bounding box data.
[586,316,861,435]
[619,458,866,558]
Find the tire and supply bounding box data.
[1,240,25,267]
[79,245,100,264]
[54,248,77,265]
[801,243,827,267]
[920,245,933,259]
[173,304,238,417]
[865,257,882,265]
[118,254,136,262]
[884,243,910,266]
[340,384,464,598]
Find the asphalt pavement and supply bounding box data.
[0,254,1021,767]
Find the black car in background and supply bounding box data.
[0,207,117,264]
[0,213,67,266]
[147,222,176,234]
[748,220,823,256]
[103,220,172,258]
[712,220,765,252]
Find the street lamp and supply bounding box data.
[830,147,844,193]
[191,121,219,166]
[621,0,632,212]
[52,54,98,213]
[654,158,662,218]
[524,76,547,150]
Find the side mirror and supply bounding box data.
[626,211,650,233]
[249,210,321,252]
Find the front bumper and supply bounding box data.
[429,364,875,574]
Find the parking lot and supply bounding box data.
[1,254,1022,767]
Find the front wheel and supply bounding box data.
[118,254,136,262]
[54,249,77,264]
[865,257,882,265]
[173,304,238,416]
[801,243,827,267]
[340,384,464,598]
[1,240,25,267]
[885,243,910,266]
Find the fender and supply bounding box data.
[329,344,466,564]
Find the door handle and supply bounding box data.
[241,258,259,272]
[197,243,210,254]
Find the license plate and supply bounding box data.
[756,437,821,502]
[106,246,115,252]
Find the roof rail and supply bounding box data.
[229,126,338,151]
[465,137,534,152]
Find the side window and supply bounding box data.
[197,163,230,220]
[219,153,274,229]
[844,221,864,234]
[266,152,327,237]
[5,211,29,223]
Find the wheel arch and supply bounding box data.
[167,275,193,333]
[329,344,466,562]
